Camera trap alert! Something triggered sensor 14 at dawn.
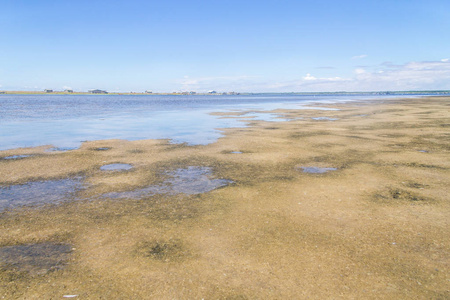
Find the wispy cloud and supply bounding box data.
[352,54,368,59]
[263,75,350,92]
[303,60,450,91]
[179,75,258,92]
[176,60,450,92]
[349,60,450,91]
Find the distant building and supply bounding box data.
[208,90,217,94]
[88,89,108,94]
[44,89,53,93]
[64,89,73,93]
[145,90,152,94]
[189,91,196,95]
[0,91,5,94]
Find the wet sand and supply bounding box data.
[0,97,449,299]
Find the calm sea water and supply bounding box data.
[0,94,407,151]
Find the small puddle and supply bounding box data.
[0,177,85,212]
[0,243,72,275]
[167,167,232,194]
[311,117,339,121]
[100,163,133,171]
[46,147,78,152]
[230,151,243,154]
[418,150,428,153]
[299,167,337,174]
[2,154,34,160]
[241,112,290,122]
[103,166,232,199]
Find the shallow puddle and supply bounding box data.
[100,163,133,171]
[311,117,339,121]
[241,112,290,122]
[167,167,232,194]
[46,147,78,152]
[230,151,243,154]
[2,154,33,160]
[300,167,337,174]
[0,177,85,212]
[0,243,72,275]
[103,166,232,199]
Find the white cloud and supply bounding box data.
[352,54,368,59]
[176,60,450,93]
[303,73,316,80]
[287,60,450,92]
[351,60,450,91]
[442,58,449,62]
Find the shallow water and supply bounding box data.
[2,154,33,160]
[311,117,339,121]
[0,243,72,275]
[0,94,405,150]
[0,177,86,211]
[100,163,133,171]
[300,167,338,174]
[103,166,232,199]
[93,147,111,151]
[240,112,291,122]
[46,147,78,152]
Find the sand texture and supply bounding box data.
[0,97,449,299]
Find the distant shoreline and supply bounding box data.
[1,90,450,96]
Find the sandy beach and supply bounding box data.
[0,97,449,299]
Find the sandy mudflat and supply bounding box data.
[0,97,449,299]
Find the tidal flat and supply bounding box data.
[0,97,449,299]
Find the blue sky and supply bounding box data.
[1,0,449,92]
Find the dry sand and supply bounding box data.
[0,97,449,299]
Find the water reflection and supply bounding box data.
[100,163,133,171]
[103,166,232,198]
[2,154,34,160]
[311,117,339,121]
[240,112,290,122]
[0,177,85,212]
[0,94,401,150]
[0,243,72,275]
[300,167,338,174]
